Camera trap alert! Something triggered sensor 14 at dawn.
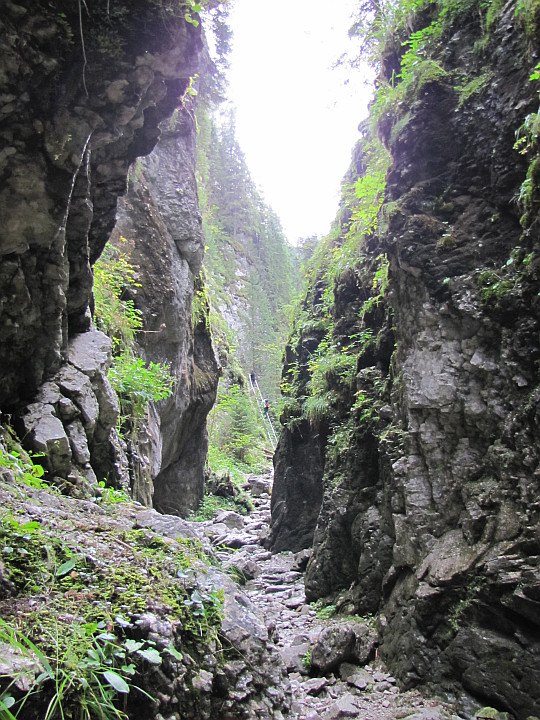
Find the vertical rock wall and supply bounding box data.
[0,1,215,506]
[374,5,540,713]
[271,1,540,715]
[110,108,220,514]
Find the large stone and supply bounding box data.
[57,365,100,434]
[65,419,91,465]
[134,508,202,541]
[346,669,372,690]
[310,626,356,674]
[67,330,112,379]
[215,510,245,531]
[303,677,328,695]
[223,556,262,583]
[280,643,310,675]
[246,475,271,497]
[92,374,120,432]
[322,694,361,719]
[22,403,71,477]
[0,642,43,692]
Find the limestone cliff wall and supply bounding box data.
[270,1,540,715]
[110,108,220,514]
[0,1,217,508]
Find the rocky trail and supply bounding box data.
[0,462,518,719]
[196,472,468,720]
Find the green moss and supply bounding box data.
[476,246,536,301]
[520,155,540,226]
[0,516,74,593]
[515,0,540,41]
[477,270,514,301]
[476,707,502,719]
[416,59,451,92]
[455,71,494,106]
[437,232,457,250]
[0,506,223,656]
[312,601,337,619]
[485,0,507,32]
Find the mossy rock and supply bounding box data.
[475,708,512,720]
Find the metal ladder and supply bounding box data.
[249,375,278,450]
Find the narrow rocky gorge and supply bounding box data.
[197,472,496,720]
[1,0,540,717]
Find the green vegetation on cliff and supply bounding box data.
[197,108,295,399]
[281,0,540,463]
[272,0,540,715]
[93,243,175,433]
[281,127,393,445]
[194,24,298,478]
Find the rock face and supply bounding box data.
[0,0,201,406]
[271,1,540,716]
[110,109,220,514]
[269,419,325,553]
[19,329,126,490]
[267,281,329,552]
[0,1,217,510]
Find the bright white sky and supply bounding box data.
[225,0,374,244]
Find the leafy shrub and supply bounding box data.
[93,241,175,432]
[93,243,142,353]
[109,354,175,423]
[0,433,47,490]
[304,394,333,425]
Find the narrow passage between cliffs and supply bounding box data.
[199,472,464,720]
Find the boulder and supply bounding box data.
[223,556,262,583]
[65,419,91,466]
[322,694,361,719]
[134,508,203,542]
[246,475,271,497]
[0,642,43,693]
[21,403,71,477]
[346,668,372,690]
[310,626,356,674]
[280,643,310,674]
[215,510,245,531]
[56,365,99,434]
[303,677,328,695]
[67,330,113,379]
